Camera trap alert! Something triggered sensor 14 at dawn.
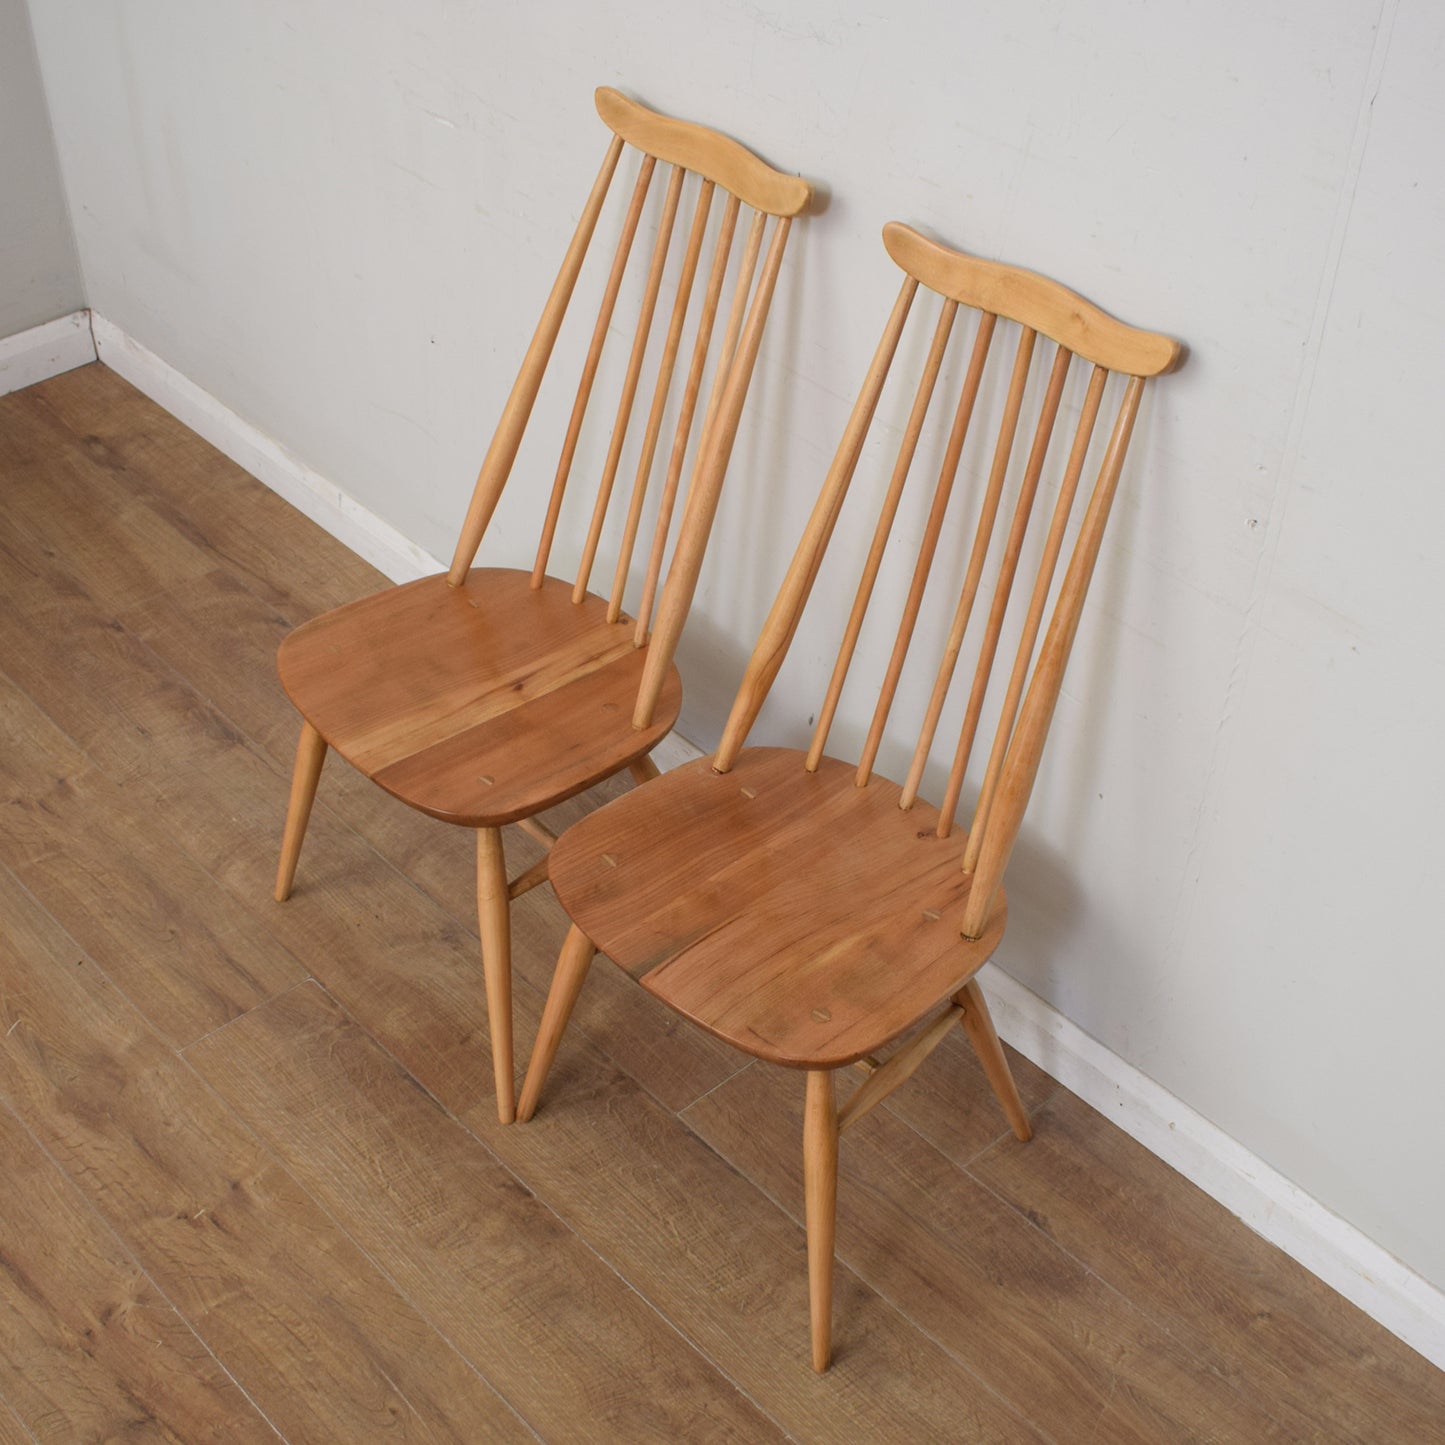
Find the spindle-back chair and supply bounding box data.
[519,222,1182,1369]
[273,88,811,1124]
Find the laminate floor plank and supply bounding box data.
[969,1089,1445,1443]
[682,1060,1293,1442]
[188,982,785,1444]
[0,1397,37,1445]
[0,390,217,618]
[0,865,534,1445]
[0,1099,277,1444]
[0,670,306,1048]
[9,370,377,620]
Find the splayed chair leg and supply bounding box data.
[956,977,1033,1141]
[803,1068,839,1372]
[477,828,516,1124]
[628,754,662,784]
[274,721,327,902]
[517,924,598,1122]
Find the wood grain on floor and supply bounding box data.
[0,362,1441,1442]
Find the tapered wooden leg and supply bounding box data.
[957,978,1033,1141]
[274,721,327,902]
[516,924,597,1123]
[628,754,662,785]
[803,1068,839,1373]
[476,828,515,1125]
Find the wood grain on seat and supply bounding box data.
[278,569,681,826]
[549,748,1005,1068]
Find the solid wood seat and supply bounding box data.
[272,87,811,1124]
[519,220,1182,1371]
[548,747,1005,1067]
[277,569,681,826]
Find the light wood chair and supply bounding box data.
[273,88,811,1124]
[518,221,1182,1369]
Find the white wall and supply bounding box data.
[0,0,82,335]
[26,0,1445,1296]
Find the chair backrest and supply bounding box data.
[713,222,1181,938]
[446,87,811,727]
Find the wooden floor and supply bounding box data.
[0,364,1441,1443]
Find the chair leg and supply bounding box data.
[274,721,327,902]
[956,978,1033,1141]
[476,828,516,1125]
[628,754,661,785]
[516,924,597,1122]
[803,1068,839,1373]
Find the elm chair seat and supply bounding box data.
[546,746,1005,1068]
[278,570,681,827]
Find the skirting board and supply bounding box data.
[86,312,1445,1372]
[977,963,1445,1372]
[0,310,97,397]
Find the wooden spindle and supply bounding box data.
[961,375,1145,938]
[899,326,1046,809]
[712,276,919,773]
[631,206,767,621]
[606,178,716,623]
[449,136,624,586]
[854,313,1000,786]
[633,194,741,644]
[633,215,792,730]
[574,164,686,601]
[696,209,767,457]
[626,207,763,643]
[962,363,1107,865]
[934,344,1071,825]
[805,301,957,770]
[530,154,656,587]
[928,342,1070,830]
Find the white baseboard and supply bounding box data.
[90,314,443,584]
[85,316,1445,1373]
[975,963,1445,1371]
[0,311,97,397]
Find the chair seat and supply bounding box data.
[277,568,682,826]
[548,747,1008,1068]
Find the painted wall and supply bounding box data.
[0,0,82,335]
[26,0,1445,1292]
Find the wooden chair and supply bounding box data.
[517,221,1182,1369]
[273,88,811,1124]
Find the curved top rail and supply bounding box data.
[596,87,812,218]
[883,223,1181,377]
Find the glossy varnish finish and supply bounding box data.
[1,366,1442,1438]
